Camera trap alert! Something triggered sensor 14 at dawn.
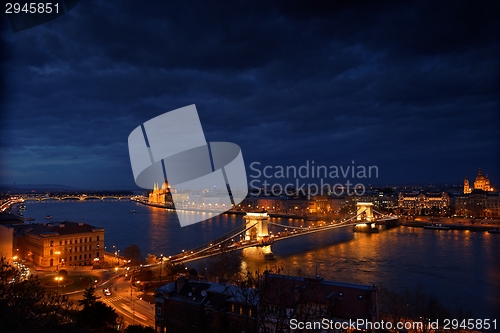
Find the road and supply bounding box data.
[65,273,156,328]
[100,275,155,327]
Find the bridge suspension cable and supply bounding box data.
[168,208,398,264]
[170,222,257,263]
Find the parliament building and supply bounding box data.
[149,181,173,205]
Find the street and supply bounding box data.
[100,275,155,328]
[65,274,156,328]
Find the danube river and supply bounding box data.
[23,200,499,319]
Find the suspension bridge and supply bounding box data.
[166,202,398,264]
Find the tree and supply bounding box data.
[76,287,119,332]
[257,273,331,333]
[378,285,460,333]
[0,257,76,333]
[78,286,101,308]
[124,325,156,333]
[124,244,143,264]
[206,248,241,282]
[188,268,198,277]
[159,259,174,281]
[135,267,154,283]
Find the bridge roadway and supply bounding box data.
[21,195,134,201]
[168,214,398,264]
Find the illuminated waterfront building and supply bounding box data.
[0,225,14,264]
[398,191,450,216]
[12,221,105,268]
[455,192,500,218]
[149,181,173,205]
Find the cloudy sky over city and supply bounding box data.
[1,0,499,190]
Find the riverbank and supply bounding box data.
[402,216,500,232]
[0,198,25,224]
[132,198,320,220]
[132,199,246,216]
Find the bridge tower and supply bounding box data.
[356,202,374,222]
[242,212,274,260]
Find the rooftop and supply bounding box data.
[12,221,104,237]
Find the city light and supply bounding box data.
[55,276,62,293]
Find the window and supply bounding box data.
[89,245,92,250]
[79,255,82,260]
[60,241,62,246]
[50,249,53,255]
[96,252,99,258]
[97,235,99,241]
[64,240,67,245]
[157,305,162,315]
[84,254,87,259]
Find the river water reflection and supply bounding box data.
[23,200,499,319]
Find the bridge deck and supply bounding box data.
[169,216,398,264]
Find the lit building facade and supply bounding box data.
[149,181,173,205]
[0,225,14,264]
[455,192,500,218]
[464,169,493,194]
[239,197,310,215]
[458,169,497,217]
[13,221,105,268]
[398,191,450,216]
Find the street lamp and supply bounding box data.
[55,251,61,272]
[55,276,62,293]
[159,254,163,283]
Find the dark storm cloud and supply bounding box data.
[1,0,499,188]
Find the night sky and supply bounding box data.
[1,1,499,190]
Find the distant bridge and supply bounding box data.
[166,202,398,264]
[22,195,134,201]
